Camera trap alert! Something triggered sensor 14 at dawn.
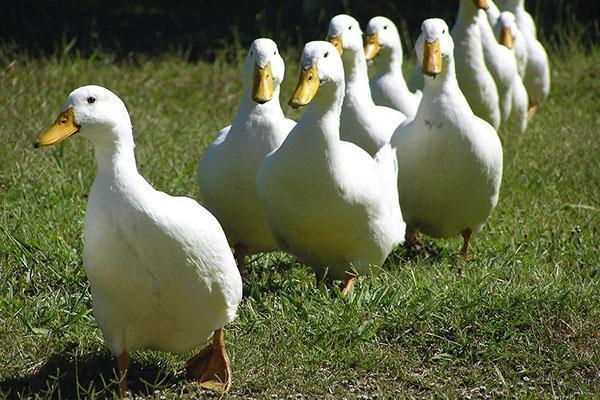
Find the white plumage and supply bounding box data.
[199,38,295,263]
[257,41,404,285]
[365,16,422,119]
[392,19,503,255]
[327,14,406,156]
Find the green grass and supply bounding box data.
[0,42,599,399]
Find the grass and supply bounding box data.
[0,40,599,398]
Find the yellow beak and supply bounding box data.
[499,27,514,49]
[34,107,80,148]
[474,0,489,9]
[288,65,320,109]
[252,62,274,104]
[422,39,443,77]
[364,33,381,61]
[328,35,344,55]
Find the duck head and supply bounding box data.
[34,85,132,149]
[416,19,454,79]
[326,14,363,56]
[498,12,516,48]
[364,16,401,61]
[244,38,285,104]
[288,41,344,108]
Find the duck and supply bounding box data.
[498,0,537,39]
[198,38,295,272]
[33,85,243,394]
[452,0,502,129]
[256,41,405,294]
[498,11,529,133]
[478,5,518,126]
[364,16,422,119]
[391,18,503,257]
[500,0,550,116]
[407,0,501,129]
[327,14,406,156]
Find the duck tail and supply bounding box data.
[374,144,406,245]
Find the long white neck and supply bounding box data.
[342,49,375,104]
[374,44,404,77]
[234,82,285,123]
[455,0,480,29]
[301,80,345,145]
[422,56,460,99]
[92,125,138,178]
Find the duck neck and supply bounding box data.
[93,126,139,178]
[374,45,404,77]
[342,49,374,104]
[456,0,480,28]
[302,80,344,144]
[235,83,284,121]
[422,57,459,98]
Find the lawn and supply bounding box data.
[0,40,599,398]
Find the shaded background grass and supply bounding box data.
[2,0,599,60]
[1,1,599,398]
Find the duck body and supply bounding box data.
[257,41,404,280]
[199,39,295,256]
[452,0,501,129]
[393,19,503,242]
[328,15,406,156]
[86,162,242,355]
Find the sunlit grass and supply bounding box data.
[0,43,598,398]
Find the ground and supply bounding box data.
[0,42,598,398]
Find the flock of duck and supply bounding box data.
[32,0,550,394]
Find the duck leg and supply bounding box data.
[404,225,422,248]
[527,105,538,120]
[341,271,358,296]
[186,328,232,393]
[460,228,473,258]
[233,243,248,276]
[116,351,129,394]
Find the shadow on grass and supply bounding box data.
[0,347,184,398]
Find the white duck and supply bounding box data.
[256,41,405,294]
[500,0,550,115]
[478,6,518,126]
[498,12,529,133]
[364,16,422,119]
[452,0,501,129]
[498,0,537,39]
[327,14,406,156]
[409,0,502,129]
[198,38,295,271]
[34,86,243,393]
[391,19,503,256]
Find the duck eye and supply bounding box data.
[348,26,352,30]
[250,50,253,56]
[274,51,277,55]
[384,25,388,30]
[443,29,446,34]
[87,96,96,104]
[324,51,329,58]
